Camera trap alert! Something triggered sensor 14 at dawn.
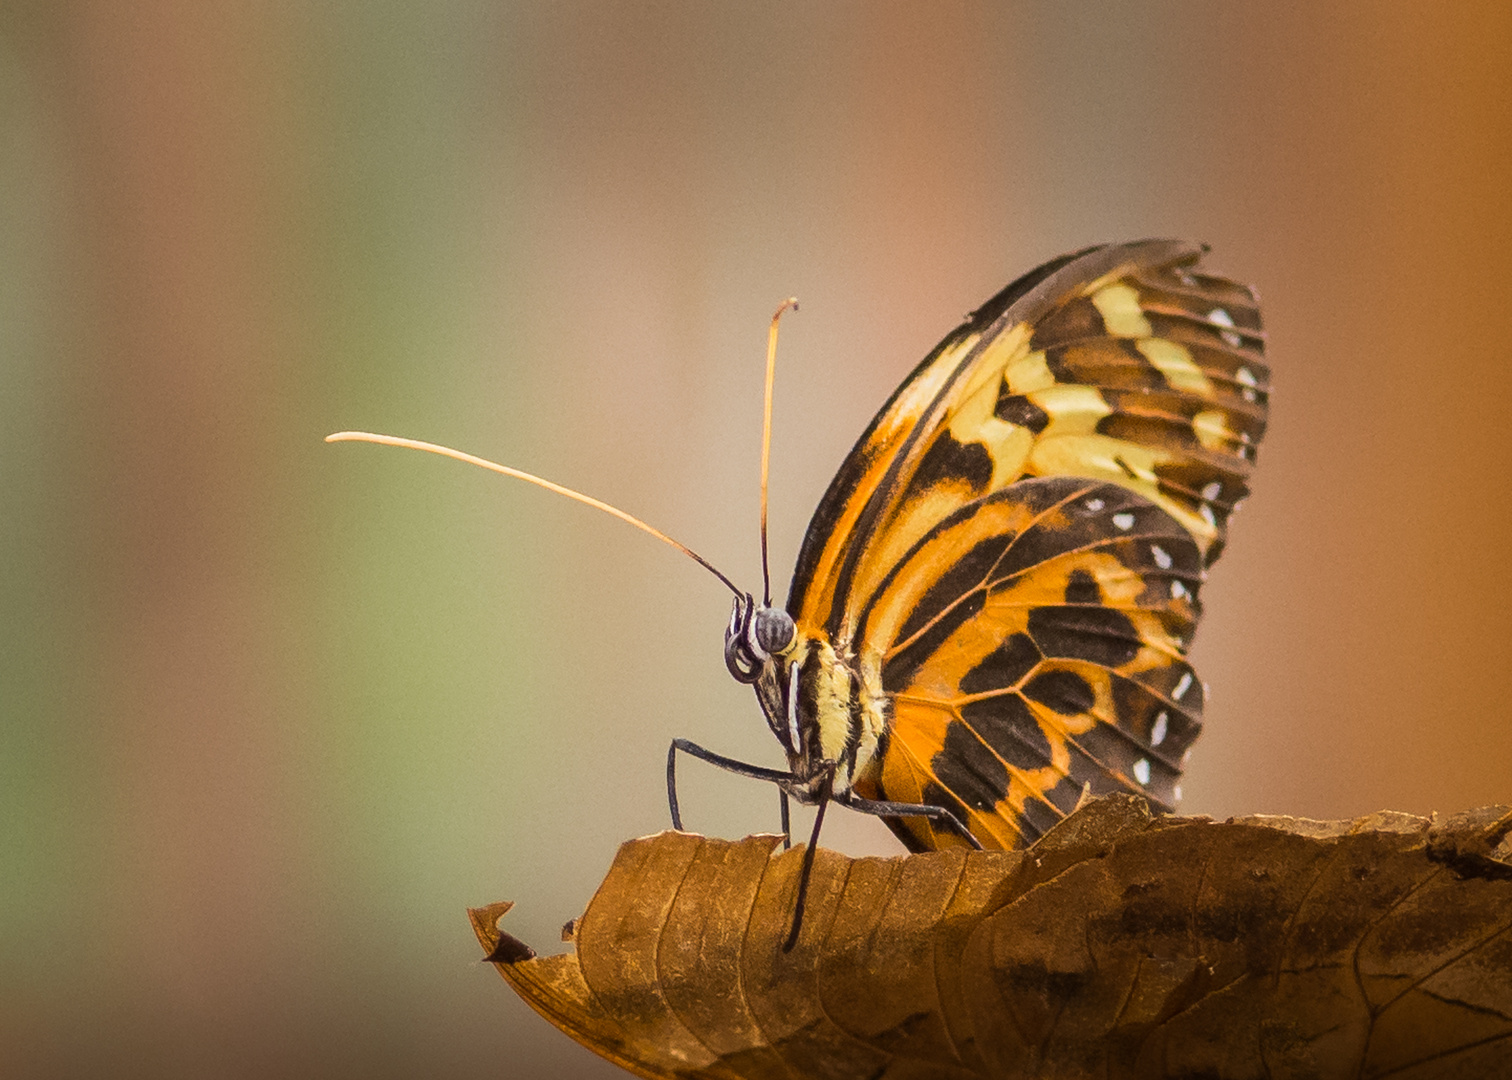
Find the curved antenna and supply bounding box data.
[761,298,799,606]
[326,431,743,598]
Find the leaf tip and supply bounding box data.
[468,900,538,964]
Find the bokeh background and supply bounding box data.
[4,2,1511,1076]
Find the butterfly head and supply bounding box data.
[723,593,810,759]
[723,593,795,683]
[723,592,851,790]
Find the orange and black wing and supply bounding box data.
[789,240,1268,850]
[856,476,1205,850]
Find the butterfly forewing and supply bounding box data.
[787,240,1267,852]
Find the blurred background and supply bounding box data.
[4,2,1511,1076]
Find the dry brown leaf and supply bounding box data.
[470,795,1512,1079]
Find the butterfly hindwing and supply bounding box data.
[786,240,1267,851]
[859,477,1204,850]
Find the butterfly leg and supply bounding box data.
[783,774,832,953]
[666,737,795,833]
[664,748,837,952]
[836,791,984,850]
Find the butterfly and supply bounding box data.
[330,238,1267,941]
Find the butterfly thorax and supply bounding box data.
[725,596,886,800]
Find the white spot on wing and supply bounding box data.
[1133,758,1151,785]
[1171,580,1187,600]
[1202,481,1223,501]
[1173,672,1193,701]
[1085,497,1105,512]
[1151,711,1168,746]
[1208,307,1242,347]
[1151,545,1172,570]
[1237,365,1258,402]
[1200,502,1218,528]
[1112,512,1135,531]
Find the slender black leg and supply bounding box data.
[778,790,791,850]
[836,791,985,850]
[783,788,830,953]
[666,737,796,832]
[666,741,684,831]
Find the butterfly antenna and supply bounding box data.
[761,298,799,607]
[326,431,744,598]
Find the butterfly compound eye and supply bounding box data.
[753,607,796,656]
